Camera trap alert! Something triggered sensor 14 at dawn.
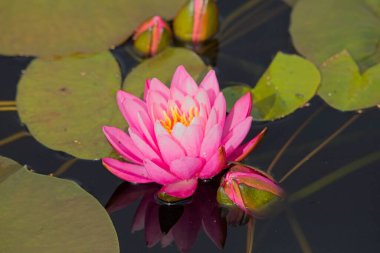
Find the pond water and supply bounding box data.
[1,0,379,252]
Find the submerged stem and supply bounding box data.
[279,114,360,183]
[220,0,268,40]
[0,131,30,147]
[289,150,380,203]
[286,207,313,253]
[245,218,256,253]
[0,101,16,106]
[51,158,78,177]
[0,106,17,111]
[220,4,286,48]
[220,0,262,34]
[267,106,324,174]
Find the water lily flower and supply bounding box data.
[102,65,265,199]
[217,164,285,218]
[173,0,219,43]
[133,16,172,57]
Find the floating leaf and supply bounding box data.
[290,0,380,68]
[318,50,380,111]
[0,0,186,58]
[16,52,125,160]
[222,84,251,111]
[251,52,320,121]
[0,156,119,253]
[0,156,22,182]
[283,0,297,6]
[123,47,208,98]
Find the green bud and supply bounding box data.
[173,0,219,43]
[133,16,172,57]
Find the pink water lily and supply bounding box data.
[102,65,265,199]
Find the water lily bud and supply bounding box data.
[217,164,285,218]
[133,16,172,57]
[173,0,219,43]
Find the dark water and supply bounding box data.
[1,0,379,252]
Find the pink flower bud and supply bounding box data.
[217,164,285,218]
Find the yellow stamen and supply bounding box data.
[160,106,199,133]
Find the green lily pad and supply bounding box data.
[123,47,208,98]
[290,0,380,68]
[283,0,297,6]
[222,84,251,111]
[0,156,119,253]
[318,50,380,111]
[251,52,320,121]
[0,0,186,58]
[0,156,22,182]
[16,52,125,160]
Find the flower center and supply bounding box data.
[160,106,199,133]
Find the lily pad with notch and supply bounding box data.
[318,50,380,111]
[0,0,187,58]
[16,52,125,160]
[123,47,209,98]
[0,156,119,253]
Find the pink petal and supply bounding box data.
[117,90,148,130]
[154,121,169,137]
[224,180,245,210]
[199,69,220,106]
[204,108,217,136]
[144,78,170,101]
[180,124,204,157]
[170,65,198,96]
[195,89,211,115]
[129,128,163,164]
[231,173,284,197]
[212,92,227,126]
[199,146,226,179]
[171,122,187,142]
[102,158,152,183]
[157,134,186,164]
[146,90,168,121]
[159,178,198,198]
[144,159,179,185]
[198,103,209,119]
[170,157,205,180]
[200,124,222,159]
[228,128,267,162]
[136,112,157,150]
[223,92,252,138]
[170,88,186,108]
[102,126,143,164]
[222,117,252,157]
[181,96,199,113]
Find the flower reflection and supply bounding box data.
[106,180,227,252]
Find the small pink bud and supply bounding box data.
[173,0,219,43]
[133,16,172,57]
[217,164,285,218]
